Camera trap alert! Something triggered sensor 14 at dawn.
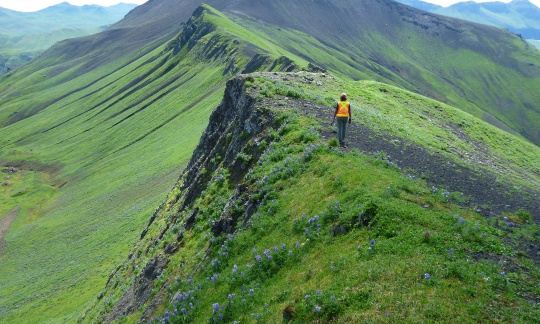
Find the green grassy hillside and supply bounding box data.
[0,5,311,323]
[0,2,539,323]
[85,72,540,323]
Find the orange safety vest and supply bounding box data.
[336,101,350,117]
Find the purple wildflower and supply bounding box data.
[273,246,279,252]
[317,290,322,295]
[228,293,236,301]
[424,273,431,280]
[255,255,262,262]
[448,248,454,255]
[296,241,301,248]
[305,228,310,235]
[232,264,238,275]
[305,294,310,299]
[281,243,286,249]
[334,201,340,212]
[212,303,220,313]
[500,271,505,276]
[315,305,321,312]
[370,239,375,246]
[181,308,187,315]
[331,295,336,301]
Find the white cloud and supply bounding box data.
[415,0,539,8]
[0,1,148,12]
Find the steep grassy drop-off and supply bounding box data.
[86,73,540,323]
[0,5,321,323]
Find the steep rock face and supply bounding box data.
[101,76,279,322]
[167,77,276,223]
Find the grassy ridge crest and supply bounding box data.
[85,72,540,323]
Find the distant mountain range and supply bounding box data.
[0,2,137,73]
[397,0,540,47]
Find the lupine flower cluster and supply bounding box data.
[256,143,324,186]
[300,213,322,237]
[209,274,219,283]
[502,216,516,227]
[153,281,203,323]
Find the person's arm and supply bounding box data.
[334,103,339,117]
[348,103,352,124]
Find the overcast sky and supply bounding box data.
[0,0,538,12]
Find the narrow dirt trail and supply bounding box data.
[0,206,19,254]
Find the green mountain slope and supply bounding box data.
[84,72,540,323]
[0,5,308,323]
[219,0,540,145]
[0,1,539,322]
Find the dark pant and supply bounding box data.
[337,117,348,145]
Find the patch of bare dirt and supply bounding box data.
[0,206,19,255]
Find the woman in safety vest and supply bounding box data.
[334,93,352,147]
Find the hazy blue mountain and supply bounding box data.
[396,0,540,47]
[394,0,442,11]
[0,2,137,73]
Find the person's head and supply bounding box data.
[340,93,347,101]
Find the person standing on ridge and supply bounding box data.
[334,93,352,147]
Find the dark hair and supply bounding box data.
[340,93,347,101]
